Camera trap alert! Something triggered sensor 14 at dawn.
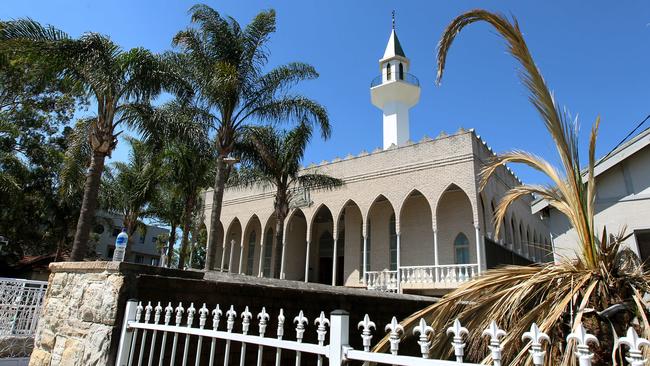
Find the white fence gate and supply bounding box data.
[116,298,649,366]
[0,277,48,366]
[0,278,48,337]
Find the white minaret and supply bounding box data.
[370,13,420,149]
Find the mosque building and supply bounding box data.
[202,22,551,295]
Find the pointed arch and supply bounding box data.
[336,199,363,285]
[366,194,397,272]
[399,189,434,267]
[436,184,476,265]
[243,215,261,275]
[283,208,307,281]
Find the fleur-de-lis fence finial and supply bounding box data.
[258,307,270,336]
[277,309,286,339]
[164,302,173,325]
[135,301,143,322]
[413,318,434,358]
[358,314,376,352]
[241,306,252,335]
[615,327,650,366]
[566,323,598,366]
[198,303,209,329]
[174,302,184,326]
[294,310,308,342]
[144,301,153,323]
[186,303,196,327]
[446,318,469,363]
[315,311,330,345]
[385,316,404,355]
[522,323,550,366]
[154,302,162,324]
[212,304,222,330]
[482,321,506,366]
[226,305,237,332]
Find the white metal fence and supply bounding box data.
[0,278,48,336]
[116,299,650,366]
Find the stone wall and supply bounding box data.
[29,262,201,366]
[29,262,433,365]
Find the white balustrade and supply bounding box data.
[365,264,479,292]
[115,299,650,366]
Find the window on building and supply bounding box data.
[386,63,392,81]
[150,258,159,266]
[359,221,371,274]
[263,229,273,277]
[135,255,144,264]
[93,224,105,235]
[151,236,157,243]
[454,233,470,264]
[139,235,145,244]
[398,63,404,80]
[246,231,256,275]
[389,213,397,270]
[635,230,650,270]
[112,228,120,237]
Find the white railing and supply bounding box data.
[401,264,479,286]
[365,270,398,292]
[115,299,650,366]
[0,278,48,336]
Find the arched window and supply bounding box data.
[398,63,404,80]
[389,213,397,270]
[386,63,392,81]
[262,228,273,277]
[509,218,516,248]
[359,221,371,273]
[454,233,470,264]
[245,231,256,275]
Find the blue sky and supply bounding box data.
[3,0,650,185]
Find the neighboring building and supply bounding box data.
[203,24,551,295]
[533,127,650,264]
[93,211,166,266]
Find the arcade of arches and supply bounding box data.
[211,185,553,293]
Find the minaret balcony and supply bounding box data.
[370,72,419,88]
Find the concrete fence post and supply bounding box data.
[329,310,350,365]
[115,299,138,366]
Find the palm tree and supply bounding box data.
[172,5,331,270]
[162,135,214,269]
[0,19,191,260]
[237,124,343,277]
[374,10,650,365]
[100,137,162,252]
[147,184,184,267]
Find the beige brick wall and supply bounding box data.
[203,130,550,283]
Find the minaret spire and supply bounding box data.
[370,16,420,149]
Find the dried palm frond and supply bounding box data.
[373,9,650,365]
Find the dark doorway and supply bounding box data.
[635,230,650,269]
[318,231,333,284]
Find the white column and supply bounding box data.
[396,232,401,293]
[220,239,227,271]
[304,240,310,283]
[362,234,368,285]
[433,228,439,282]
[257,241,264,277]
[279,229,287,279]
[474,225,482,275]
[331,234,338,286]
[238,236,245,274]
[228,239,235,273]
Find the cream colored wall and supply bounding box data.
[284,212,307,281]
[436,190,476,264]
[202,130,550,281]
[551,146,650,260]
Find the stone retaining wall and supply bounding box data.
[29,262,434,365]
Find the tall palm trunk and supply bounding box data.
[205,155,227,270]
[166,223,177,268]
[274,214,286,278]
[178,196,195,269]
[70,151,106,261]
